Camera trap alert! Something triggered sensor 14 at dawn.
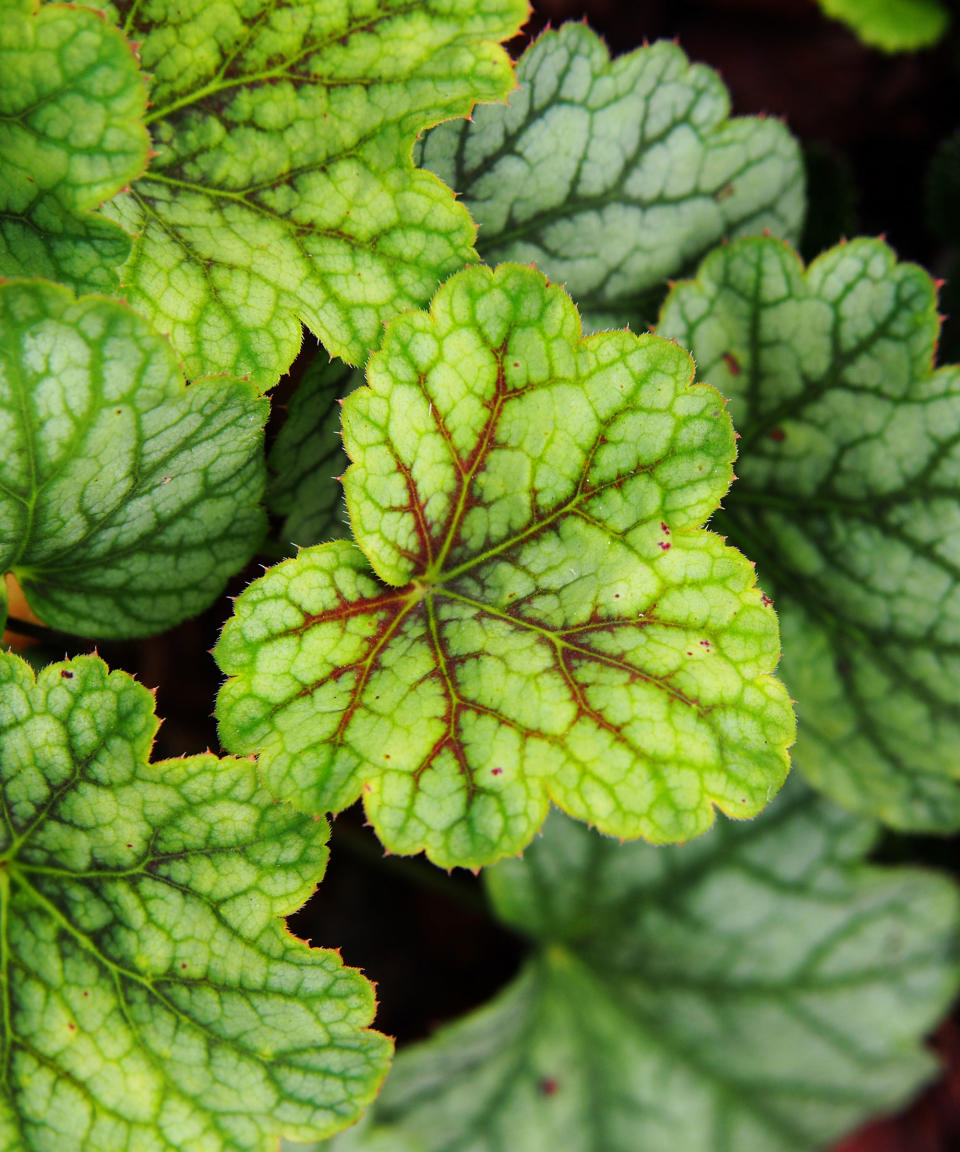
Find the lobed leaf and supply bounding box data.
[0,650,391,1152]
[0,0,149,293]
[816,0,950,51]
[341,784,960,1152]
[101,0,527,389]
[658,236,960,829]
[417,22,804,332]
[216,263,794,869]
[0,279,268,638]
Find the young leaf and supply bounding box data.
[216,263,794,869]
[0,651,391,1150]
[100,0,527,389]
[268,356,357,549]
[658,236,960,829]
[0,279,268,638]
[816,0,950,52]
[342,784,960,1152]
[0,0,149,293]
[417,23,804,332]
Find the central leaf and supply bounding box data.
[216,264,795,868]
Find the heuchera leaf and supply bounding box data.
[0,279,268,638]
[0,0,149,293]
[99,0,527,389]
[817,0,950,52]
[215,263,794,869]
[268,356,356,549]
[0,651,391,1151]
[267,21,807,553]
[341,784,960,1152]
[417,22,804,332]
[658,237,960,829]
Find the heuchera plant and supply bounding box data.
[0,2,958,1150]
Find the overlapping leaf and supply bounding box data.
[417,22,804,333]
[339,784,960,1152]
[268,356,357,549]
[99,0,526,388]
[216,263,794,869]
[0,0,149,293]
[0,651,391,1151]
[817,0,950,51]
[0,279,268,638]
[658,236,960,829]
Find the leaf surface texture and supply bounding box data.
[0,1,149,293]
[658,237,960,829]
[103,0,526,387]
[0,280,267,638]
[339,785,960,1152]
[417,23,804,331]
[0,651,390,1152]
[217,263,794,867]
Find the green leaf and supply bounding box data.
[0,650,391,1150]
[657,236,960,829]
[100,0,526,389]
[216,263,794,869]
[0,279,268,638]
[268,356,357,550]
[416,23,804,332]
[344,784,960,1152]
[816,0,950,51]
[0,0,149,293]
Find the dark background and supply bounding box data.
[9,2,959,1148]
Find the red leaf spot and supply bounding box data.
[660,522,670,534]
[699,640,711,649]
[687,651,694,656]
[769,428,786,442]
[539,1077,558,1097]
[83,992,88,997]
[60,670,74,679]
[658,542,671,551]
[181,963,187,969]
[384,754,391,760]
[761,594,773,607]
[613,593,620,599]
[68,1023,75,1031]
[125,843,132,849]
[721,352,741,375]
[492,767,503,776]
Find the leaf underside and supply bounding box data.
[0,2,149,293]
[0,279,268,639]
[0,651,390,1152]
[101,0,527,388]
[817,0,950,51]
[658,236,960,830]
[343,784,960,1152]
[216,263,794,869]
[417,22,805,332]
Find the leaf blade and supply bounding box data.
[217,264,795,867]
[658,235,960,829]
[103,0,528,387]
[0,279,268,638]
[0,650,391,1151]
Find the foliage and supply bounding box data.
[658,236,960,830]
[816,0,951,51]
[216,262,794,868]
[0,651,390,1151]
[338,783,960,1152]
[1,2,959,1151]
